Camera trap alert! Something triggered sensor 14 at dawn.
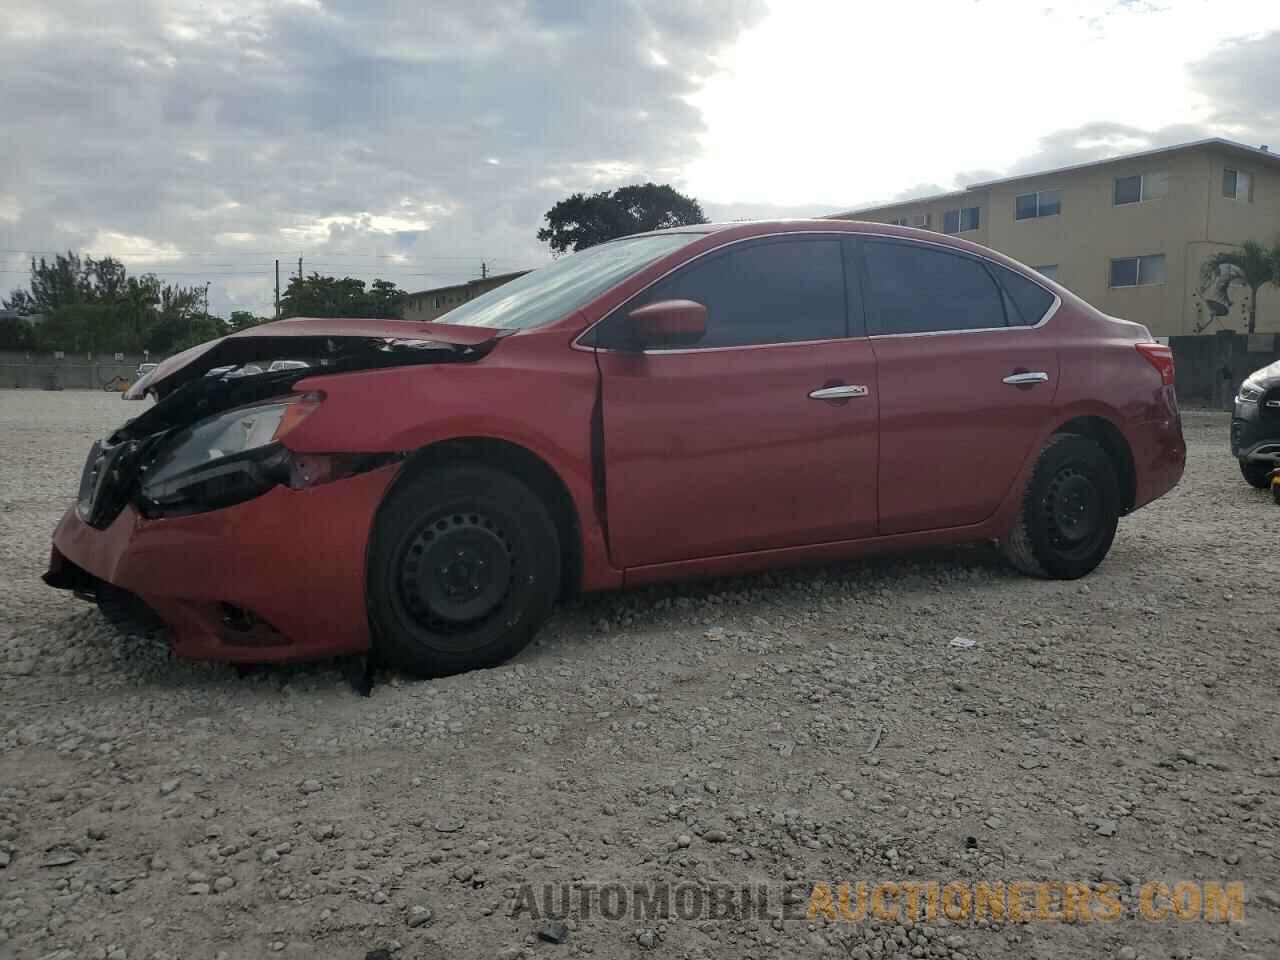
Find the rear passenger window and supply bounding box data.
[601,237,846,348]
[993,264,1055,326]
[863,240,1005,335]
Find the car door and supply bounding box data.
[859,236,1060,535]
[590,235,879,569]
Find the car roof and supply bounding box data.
[634,218,1028,266]
[640,218,963,242]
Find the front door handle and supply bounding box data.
[809,385,870,400]
[1002,371,1049,386]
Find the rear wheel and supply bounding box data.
[1239,458,1271,489]
[367,464,560,677]
[1000,433,1120,579]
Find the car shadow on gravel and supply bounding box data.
[70,541,1017,691]
[565,540,1013,617]
[54,604,366,695]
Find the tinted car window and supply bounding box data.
[992,264,1055,326]
[863,240,1006,335]
[599,238,846,348]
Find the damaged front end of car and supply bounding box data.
[44,322,503,660]
[65,328,497,533]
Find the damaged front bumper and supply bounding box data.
[45,463,400,663]
[43,316,503,662]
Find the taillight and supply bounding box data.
[1135,342,1174,386]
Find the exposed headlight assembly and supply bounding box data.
[1237,380,1264,404]
[139,394,322,515]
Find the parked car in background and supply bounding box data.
[45,220,1185,677]
[1232,360,1280,487]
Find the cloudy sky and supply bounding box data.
[2,0,1278,316]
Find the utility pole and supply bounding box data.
[481,261,487,280]
[298,255,303,281]
[275,259,280,320]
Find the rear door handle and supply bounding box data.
[1002,371,1049,386]
[809,385,870,400]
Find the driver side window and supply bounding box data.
[595,237,847,349]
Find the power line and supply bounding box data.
[0,248,524,262]
[0,268,276,277]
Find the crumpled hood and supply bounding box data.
[128,317,506,400]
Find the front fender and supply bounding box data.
[279,339,621,591]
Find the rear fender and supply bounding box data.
[987,400,1140,535]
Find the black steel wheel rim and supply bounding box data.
[397,512,515,631]
[1044,466,1101,548]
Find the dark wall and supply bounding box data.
[0,350,149,389]
[1170,334,1280,405]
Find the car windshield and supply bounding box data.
[437,232,705,330]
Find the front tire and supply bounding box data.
[367,465,561,677]
[1240,458,1271,489]
[1000,433,1120,579]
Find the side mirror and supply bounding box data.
[624,299,707,350]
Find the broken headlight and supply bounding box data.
[139,394,321,515]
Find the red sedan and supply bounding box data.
[46,220,1185,676]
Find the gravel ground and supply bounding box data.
[1,390,1278,960]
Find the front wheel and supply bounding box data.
[367,464,561,677]
[1240,459,1271,489]
[1000,433,1120,579]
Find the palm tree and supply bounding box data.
[1200,240,1280,334]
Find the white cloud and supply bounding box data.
[687,0,1280,207]
[87,231,184,263]
[0,0,767,315]
[3,1,1279,319]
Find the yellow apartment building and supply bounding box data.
[828,138,1280,336]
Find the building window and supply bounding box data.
[888,217,909,226]
[1110,254,1166,287]
[1033,264,1059,282]
[1014,189,1062,220]
[1223,168,1253,201]
[943,206,981,234]
[909,213,931,229]
[1114,171,1168,205]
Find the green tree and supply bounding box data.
[536,182,709,254]
[7,252,89,314]
[280,273,406,319]
[227,310,268,332]
[167,315,230,354]
[4,251,207,354]
[0,316,36,350]
[1200,240,1280,335]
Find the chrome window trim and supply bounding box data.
[576,229,1061,354]
[866,297,1060,341]
[609,335,855,357]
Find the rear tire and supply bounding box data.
[367,464,560,677]
[1240,458,1271,489]
[1000,433,1120,579]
